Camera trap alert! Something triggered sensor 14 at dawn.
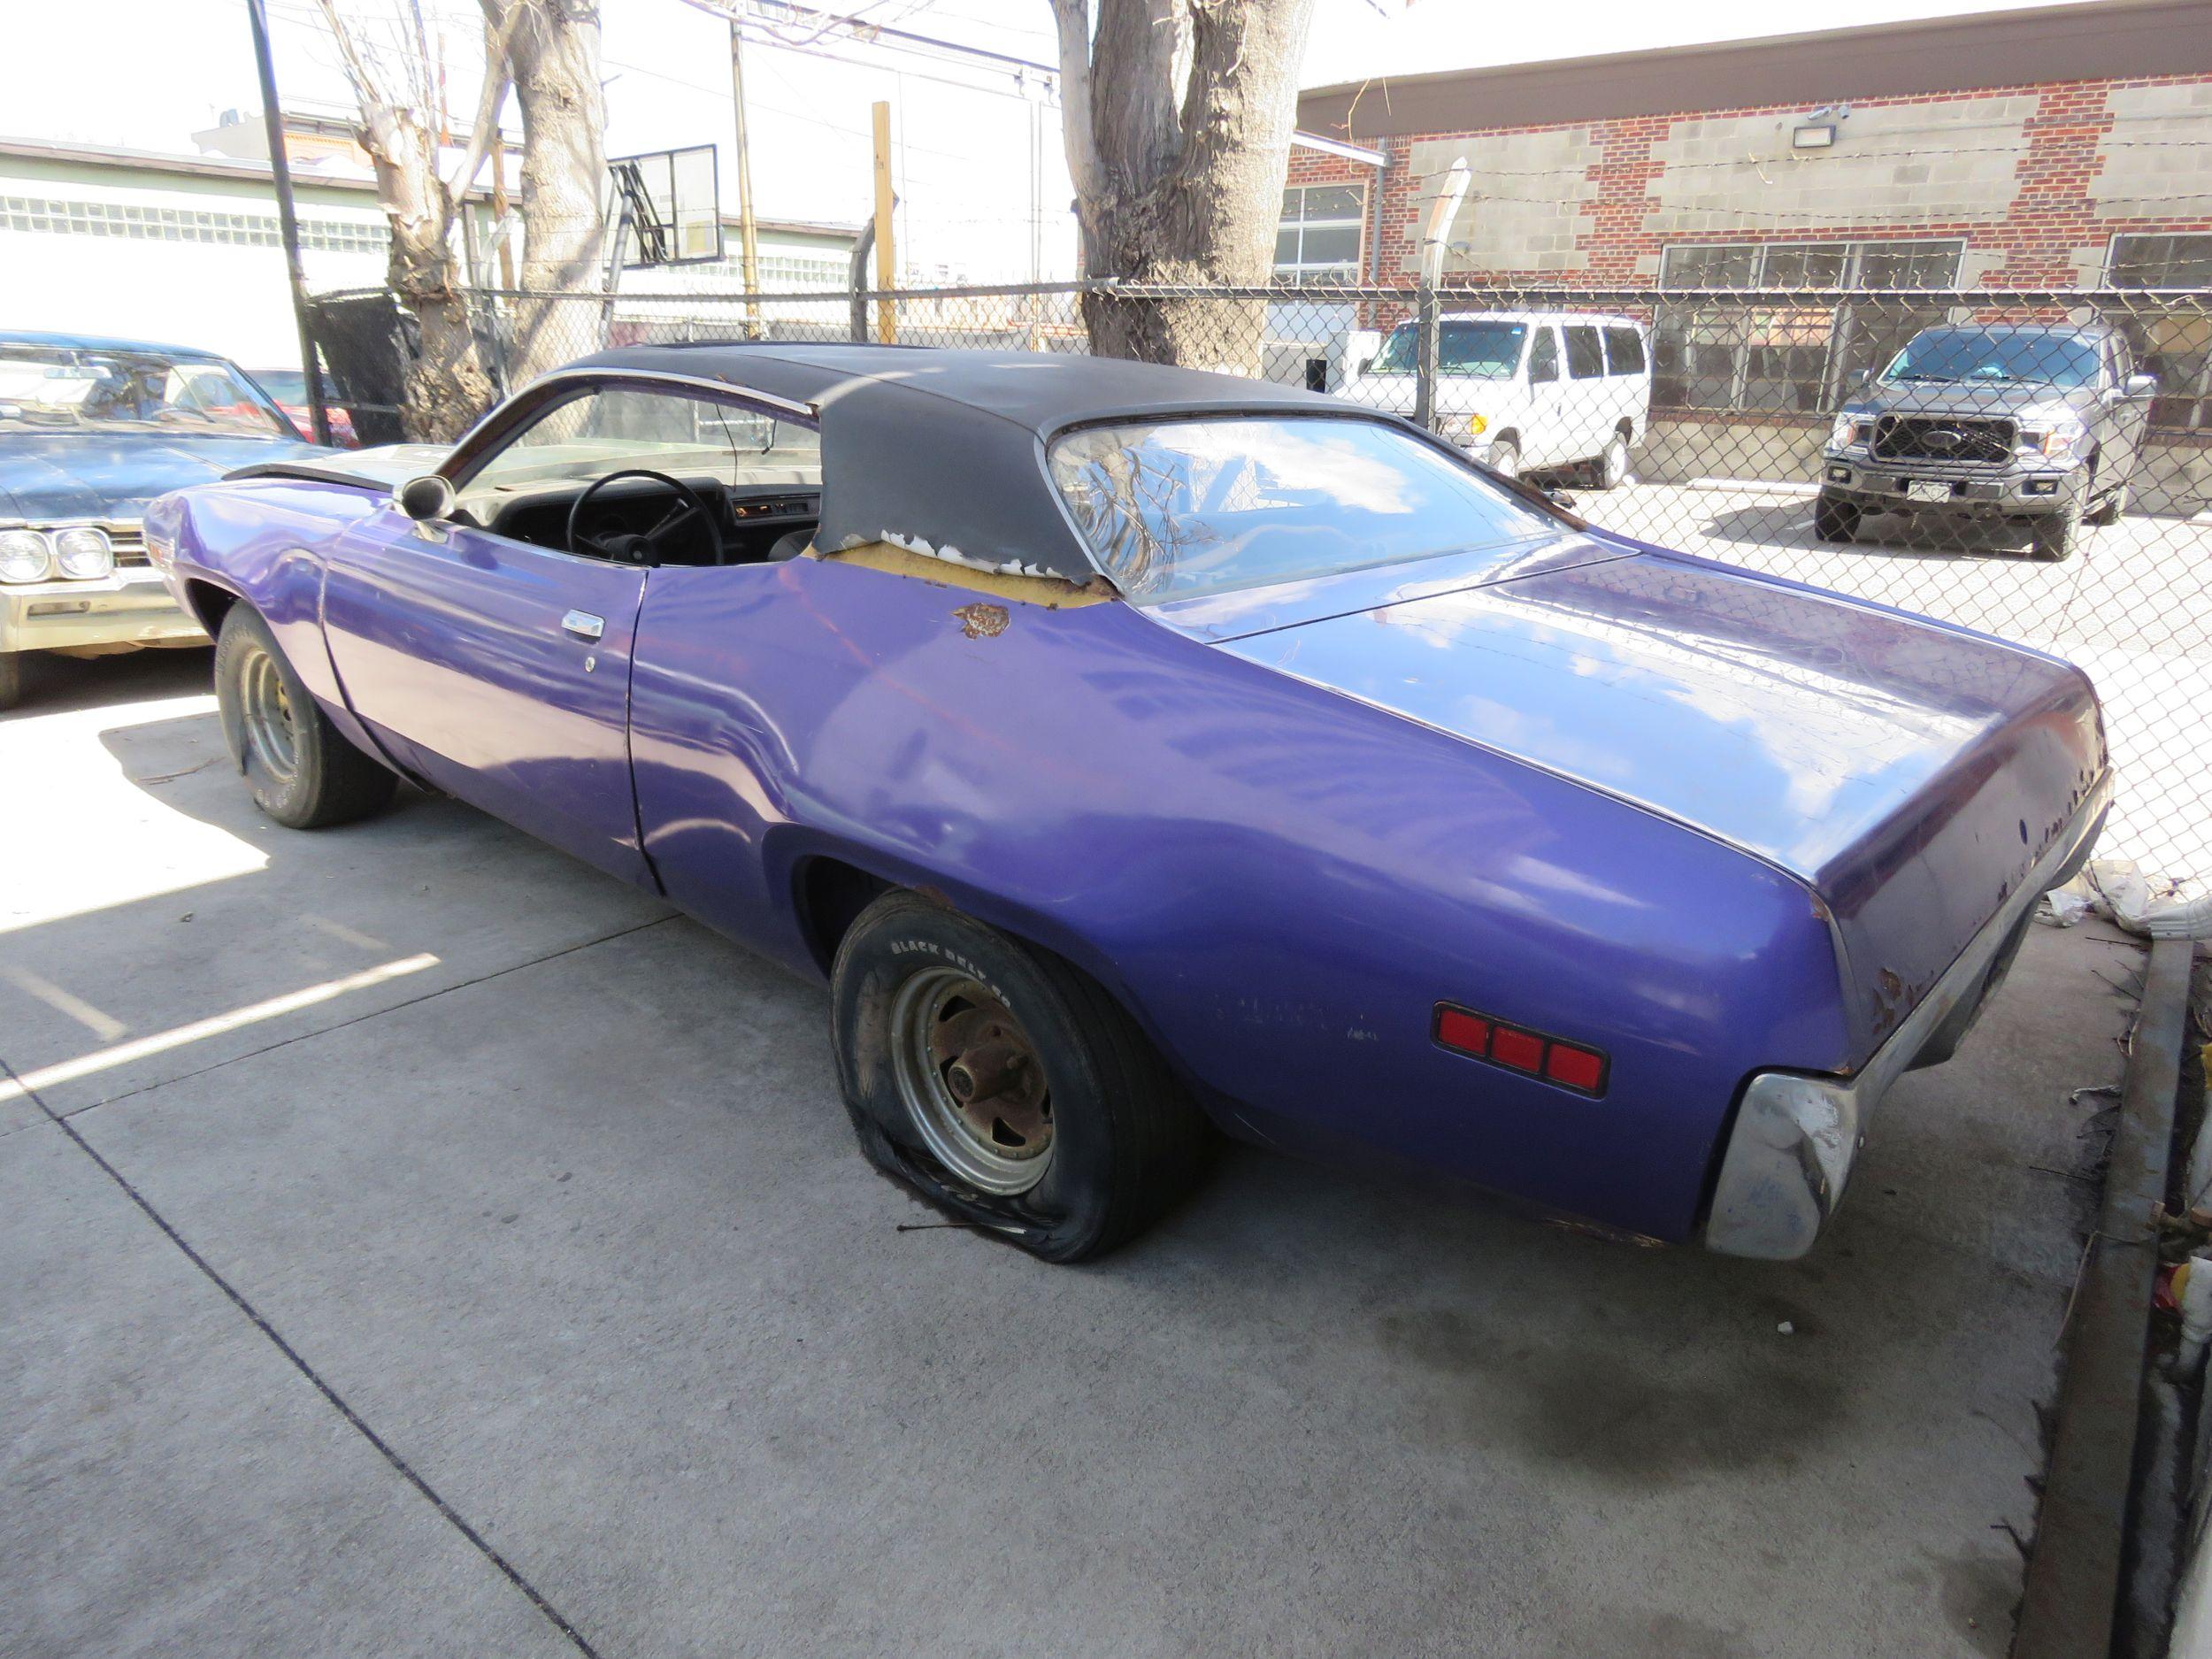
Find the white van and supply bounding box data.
[1341,311,1652,488]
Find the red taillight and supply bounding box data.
[1489,1025,1544,1072]
[1434,1006,1491,1056]
[1432,1002,1609,1097]
[1543,1042,1606,1093]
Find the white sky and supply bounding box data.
[4,0,2095,282]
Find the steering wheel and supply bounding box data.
[565,469,726,566]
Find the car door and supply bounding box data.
[2101,334,2150,488]
[1560,323,1608,465]
[1520,325,1566,467]
[1603,323,1652,442]
[319,380,669,886]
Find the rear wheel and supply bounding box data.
[829,889,1212,1262]
[1591,431,1631,490]
[2030,507,2082,562]
[214,605,396,828]
[1812,490,1861,543]
[0,650,21,713]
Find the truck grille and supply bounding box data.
[1870,416,2015,465]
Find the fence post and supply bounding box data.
[1413,280,1439,433]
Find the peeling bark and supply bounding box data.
[501,0,606,388]
[1051,0,1316,369]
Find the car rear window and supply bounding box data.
[1564,326,1604,379]
[1047,415,1556,603]
[1603,326,1646,375]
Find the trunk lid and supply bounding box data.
[1190,547,2105,1063]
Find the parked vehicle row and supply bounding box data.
[143,342,2108,1264]
[0,329,319,710]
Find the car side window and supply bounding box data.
[1602,326,1647,377]
[1527,327,1560,384]
[1564,326,1604,380]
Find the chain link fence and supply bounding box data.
[308,276,2212,897]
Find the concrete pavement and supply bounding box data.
[1,649,2149,1658]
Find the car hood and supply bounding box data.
[1850,380,2100,420]
[1340,374,1502,417]
[0,432,323,522]
[1209,549,2104,1059]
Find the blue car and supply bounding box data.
[149,344,2108,1263]
[0,329,319,709]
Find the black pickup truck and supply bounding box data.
[1816,320,2154,560]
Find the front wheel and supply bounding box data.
[1812,491,1861,543]
[214,605,397,828]
[2030,507,2082,562]
[1484,439,1521,482]
[829,890,1212,1263]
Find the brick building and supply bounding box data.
[1284,0,2212,429]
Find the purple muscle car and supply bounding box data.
[144,344,2109,1263]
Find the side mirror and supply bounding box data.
[1545,488,1578,511]
[1356,356,1373,377]
[395,474,455,522]
[2125,373,2158,398]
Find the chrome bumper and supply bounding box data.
[1820,449,2088,513]
[1704,772,2112,1260]
[0,567,205,655]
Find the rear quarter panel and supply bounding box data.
[631,555,1850,1243]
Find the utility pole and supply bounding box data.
[727,15,764,337]
[244,0,330,445]
[871,98,896,344]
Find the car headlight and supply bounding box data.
[54,526,114,580]
[2032,414,2089,457]
[1828,413,1864,449]
[0,529,52,584]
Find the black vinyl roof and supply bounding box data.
[569,342,1356,584]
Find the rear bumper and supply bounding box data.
[1820,449,2089,516]
[1702,772,2112,1260]
[0,568,206,655]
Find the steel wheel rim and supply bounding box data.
[889,966,1053,1195]
[239,649,299,784]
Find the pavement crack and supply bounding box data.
[2,1052,604,1659]
[62,913,681,1119]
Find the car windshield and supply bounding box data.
[1880,328,2101,388]
[1048,415,1557,603]
[0,344,295,438]
[462,384,822,503]
[1368,319,1527,379]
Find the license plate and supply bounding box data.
[1905,480,1953,503]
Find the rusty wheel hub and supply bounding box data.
[890,968,1053,1195]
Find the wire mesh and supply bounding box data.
[308,275,2212,897]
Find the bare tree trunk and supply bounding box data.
[502,0,606,387]
[1052,0,1316,368]
[365,107,497,442]
[315,0,514,443]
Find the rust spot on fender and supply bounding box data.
[953,603,1010,640]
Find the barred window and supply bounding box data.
[1654,239,1965,414]
[1274,185,1364,287]
[0,195,385,255]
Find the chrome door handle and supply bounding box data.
[561,610,604,641]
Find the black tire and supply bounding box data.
[1590,430,1631,491]
[0,650,21,713]
[1485,438,1521,482]
[1812,490,1861,543]
[829,889,1212,1263]
[214,604,396,828]
[2030,507,2082,562]
[2085,479,2127,527]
